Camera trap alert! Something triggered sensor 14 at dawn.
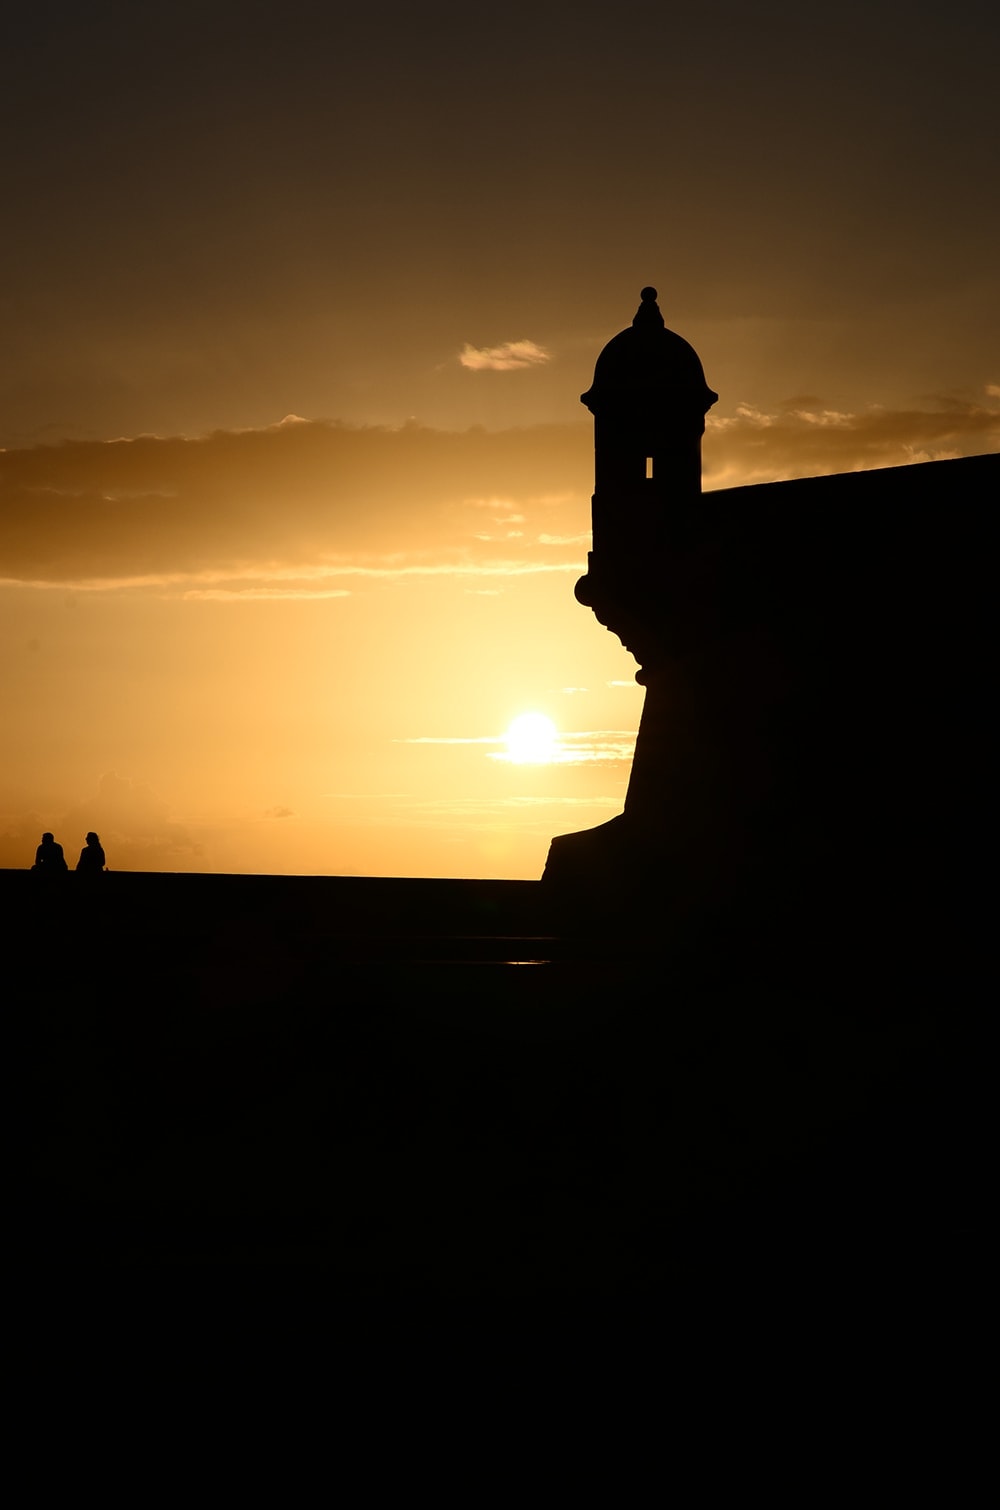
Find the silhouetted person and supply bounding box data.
[76,832,107,872]
[33,832,68,871]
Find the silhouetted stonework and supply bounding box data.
[545,288,996,971]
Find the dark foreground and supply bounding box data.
[12,869,985,1289]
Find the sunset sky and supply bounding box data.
[2,0,997,877]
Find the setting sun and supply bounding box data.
[505,713,559,765]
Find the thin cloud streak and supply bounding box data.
[314,792,625,834]
[1,557,582,597]
[399,736,500,746]
[184,587,353,601]
[402,729,637,765]
[489,734,637,765]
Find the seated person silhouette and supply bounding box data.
[33,832,68,871]
[76,831,107,872]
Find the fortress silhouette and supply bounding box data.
[14,289,993,1282]
[545,288,994,989]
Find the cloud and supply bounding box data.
[0,419,592,590]
[704,388,1000,488]
[2,401,995,595]
[459,340,551,372]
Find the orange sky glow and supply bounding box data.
[2,1,997,877]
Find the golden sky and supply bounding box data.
[2,1,997,876]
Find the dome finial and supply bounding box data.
[633,286,664,330]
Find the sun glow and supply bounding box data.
[504,712,559,764]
